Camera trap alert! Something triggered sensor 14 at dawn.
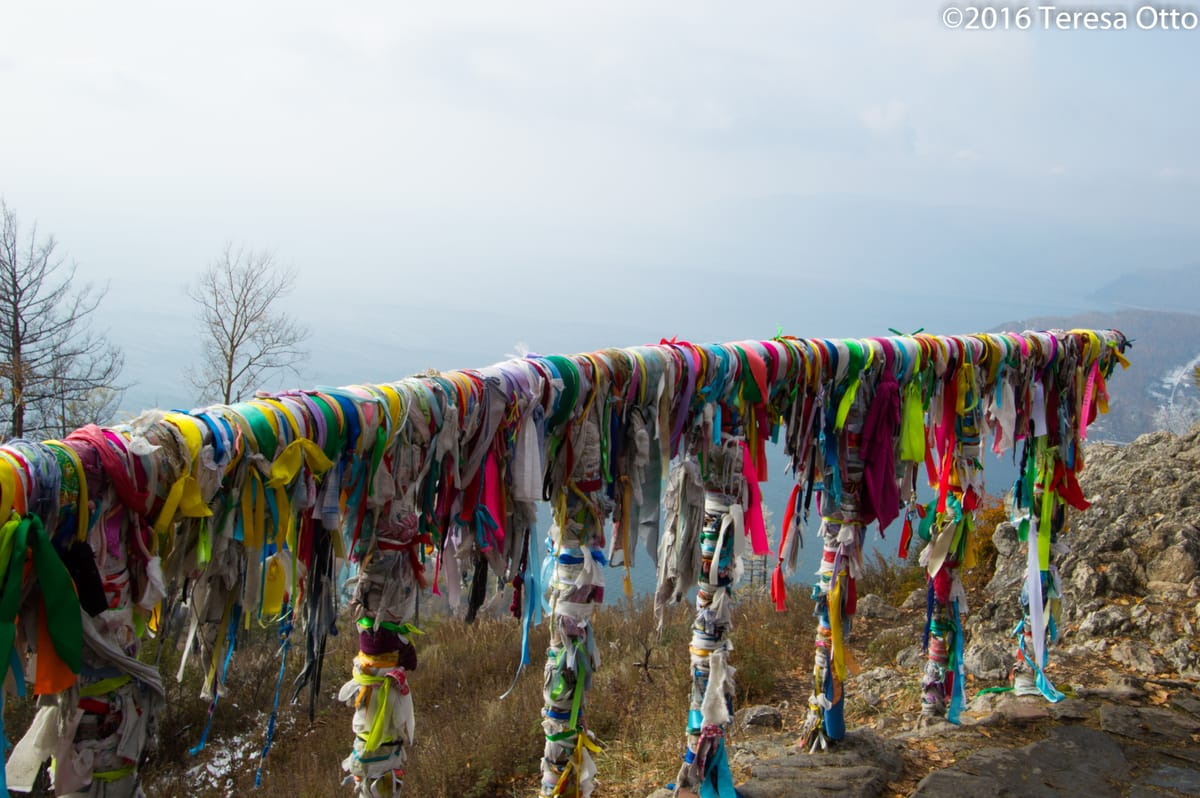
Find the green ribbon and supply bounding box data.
[356,618,423,636]
[0,515,82,689]
[80,673,133,697]
[544,356,581,432]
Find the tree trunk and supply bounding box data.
[10,283,23,439]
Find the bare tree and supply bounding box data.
[188,243,309,405]
[0,200,124,440]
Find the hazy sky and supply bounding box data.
[2,1,1197,413]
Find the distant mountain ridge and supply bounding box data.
[992,308,1200,443]
[1088,263,1200,315]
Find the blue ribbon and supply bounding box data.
[190,603,241,756]
[699,737,736,798]
[256,608,292,787]
[520,543,543,668]
[473,505,499,552]
[822,650,845,741]
[1013,619,1066,703]
[948,599,966,724]
[8,648,25,698]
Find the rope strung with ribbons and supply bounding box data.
[0,327,1128,794]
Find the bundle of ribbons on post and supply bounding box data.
[0,328,1129,797]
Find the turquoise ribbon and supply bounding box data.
[520,539,543,667]
[699,739,736,798]
[1014,619,1065,703]
[948,599,966,724]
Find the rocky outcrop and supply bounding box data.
[968,422,1200,678]
[646,423,1200,798]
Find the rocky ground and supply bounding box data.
[649,423,1200,797]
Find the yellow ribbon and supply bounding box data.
[265,438,334,553]
[0,451,27,520]
[92,765,136,783]
[267,439,334,489]
[352,658,408,754]
[240,468,268,550]
[552,732,602,796]
[829,573,847,683]
[0,452,26,520]
[374,384,405,448]
[1108,340,1130,369]
[160,414,211,548]
[153,474,212,537]
[0,513,21,583]
[163,413,204,462]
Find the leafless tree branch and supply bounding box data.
[0,199,125,439]
[187,243,309,404]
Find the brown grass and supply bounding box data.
[99,584,813,797]
[856,547,926,607]
[4,526,1001,798]
[0,495,1034,798]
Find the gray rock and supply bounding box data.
[850,667,904,688]
[872,715,901,734]
[737,705,784,731]
[737,729,903,798]
[1170,691,1200,718]
[1067,565,1104,604]
[985,525,1026,600]
[896,644,925,669]
[1147,611,1182,648]
[732,736,792,767]
[1148,542,1200,584]
[1147,580,1191,601]
[991,694,1051,723]
[1086,522,1126,554]
[1161,638,1200,676]
[967,692,997,714]
[1105,550,1144,595]
[992,522,1020,557]
[964,641,1010,681]
[855,594,900,620]
[903,717,960,739]
[1099,704,1200,742]
[913,725,1128,797]
[1047,698,1093,721]
[901,587,927,611]
[646,790,673,798]
[1075,674,1147,701]
[1077,605,1129,637]
[1108,640,1165,674]
[1143,765,1200,794]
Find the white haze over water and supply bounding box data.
[2,2,1197,586]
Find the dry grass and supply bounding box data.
[93,584,811,798]
[856,548,925,607]
[0,494,1082,798]
[3,517,1006,798]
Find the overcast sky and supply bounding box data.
[2,1,1197,413]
